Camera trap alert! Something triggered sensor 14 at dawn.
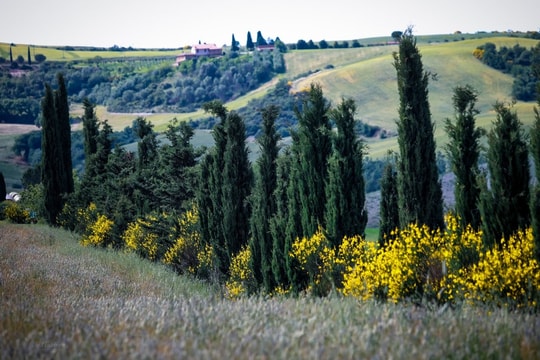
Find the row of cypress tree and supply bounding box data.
[36,29,540,295]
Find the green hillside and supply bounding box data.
[287,37,539,157]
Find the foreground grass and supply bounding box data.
[1,222,539,359]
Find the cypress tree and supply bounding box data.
[246,31,254,51]
[393,28,444,230]
[54,73,74,195]
[249,105,280,292]
[197,101,230,275]
[378,154,400,247]
[479,101,530,248]
[41,84,63,225]
[222,111,252,267]
[444,85,483,230]
[256,31,267,46]
[27,46,31,65]
[82,98,99,166]
[294,83,332,237]
[9,46,13,63]
[325,98,367,247]
[231,34,239,52]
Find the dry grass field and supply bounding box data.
[1,222,539,359]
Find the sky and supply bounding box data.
[2,0,539,48]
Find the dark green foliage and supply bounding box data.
[324,98,367,247]
[27,46,31,65]
[0,172,6,202]
[444,85,484,230]
[378,155,399,247]
[293,83,332,237]
[393,28,444,230]
[479,102,530,248]
[249,105,280,292]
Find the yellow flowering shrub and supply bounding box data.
[196,243,216,279]
[226,245,255,299]
[80,214,114,247]
[162,204,202,275]
[444,228,540,308]
[122,217,159,260]
[339,213,539,308]
[290,226,337,295]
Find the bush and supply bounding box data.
[34,54,46,63]
[4,201,30,224]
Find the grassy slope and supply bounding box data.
[289,37,539,157]
[1,222,539,359]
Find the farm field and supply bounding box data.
[1,222,539,359]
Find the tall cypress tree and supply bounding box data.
[393,28,444,230]
[222,111,252,267]
[325,98,367,247]
[444,85,483,230]
[294,83,332,237]
[198,101,228,274]
[41,84,63,225]
[249,105,280,292]
[54,73,74,195]
[27,46,31,65]
[479,101,530,248]
[378,154,400,247]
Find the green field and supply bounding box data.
[0,42,181,62]
[1,222,538,359]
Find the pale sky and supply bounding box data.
[3,0,539,48]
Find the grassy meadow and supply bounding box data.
[1,222,539,359]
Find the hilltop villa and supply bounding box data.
[175,43,223,64]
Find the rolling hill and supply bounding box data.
[0,34,539,195]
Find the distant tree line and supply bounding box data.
[474,42,540,101]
